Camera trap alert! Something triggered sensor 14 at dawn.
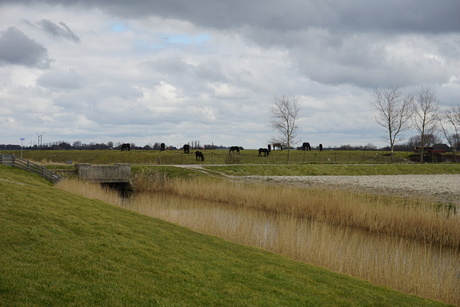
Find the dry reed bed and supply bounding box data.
[134,176,460,250]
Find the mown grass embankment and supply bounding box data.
[1,165,448,306]
[203,163,460,176]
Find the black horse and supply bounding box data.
[229,146,240,154]
[258,148,269,157]
[195,151,204,161]
[302,142,311,151]
[319,144,323,151]
[267,144,271,152]
[183,144,190,154]
[121,143,130,151]
[160,143,165,151]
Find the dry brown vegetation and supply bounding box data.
[133,175,460,249]
[57,176,460,305]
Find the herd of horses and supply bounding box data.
[257,142,323,157]
[120,142,323,161]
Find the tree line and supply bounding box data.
[373,86,460,162]
[269,90,459,163]
[0,139,449,153]
[0,141,229,151]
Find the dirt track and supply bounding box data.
[236,174,460,205]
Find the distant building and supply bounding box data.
[432,144,452,152]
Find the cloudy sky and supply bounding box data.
[1,0,460,149]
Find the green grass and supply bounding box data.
[203,163,460,176]
[0,165,448,306]
[2,149,429,165]
[5,149,460,178]
[132,165,209,179]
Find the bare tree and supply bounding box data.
[271,95,300,162]
[411,87,440,162]
[372,87,413,158]
[439,105,460,152]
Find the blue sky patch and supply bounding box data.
[163,33,210,44]
[111,22,127,32]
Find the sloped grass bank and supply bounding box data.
[0,166,448,306]
[204,163,460,176]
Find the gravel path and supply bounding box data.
[238,174,460,205]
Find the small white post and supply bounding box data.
[20,138,25,159]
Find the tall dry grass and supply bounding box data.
[134,176,460,249]
[57,178,460,305]
[56,179,124,207]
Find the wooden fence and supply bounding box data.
[0,154,61,184]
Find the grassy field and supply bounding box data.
[3,148,429,165]
[0,165,450,306]
[4,149,460,178]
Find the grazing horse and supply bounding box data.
[195,151,204,161]
[258,148,270,157]
[183,144,190,154]
[160,143,165,151]
[273,143,282,150]
[121,143,130,151]
[319,144,323,151]
[302,142,311,151]
[229,146,240,154]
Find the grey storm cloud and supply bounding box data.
[36,19,80,42]
[37,69,84,90]
[3,0,460,34]
[0,26,50,68]
[3,0,459,90]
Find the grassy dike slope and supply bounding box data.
[0,166,448,306]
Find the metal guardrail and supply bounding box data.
[0,154,62,184]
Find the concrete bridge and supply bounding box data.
[75,163,134,195]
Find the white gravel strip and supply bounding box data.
[239,174,460,204]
